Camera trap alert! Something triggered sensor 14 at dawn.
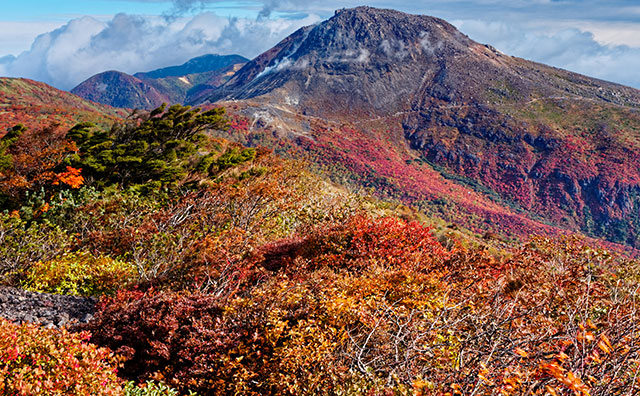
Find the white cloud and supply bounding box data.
[569,21,640,47]
[0,11,320,90]
[0,21,64,56]
[453,19,640,88]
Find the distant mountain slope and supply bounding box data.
[134,54,248,80]
[184,63,246,105]
[71,54,248,109]
[0,77,124,134]
[142,62,246,106]
[70,71,169,110]
[203,7,640,247]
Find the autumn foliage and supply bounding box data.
[0,124,83,208]
[2,103,640,395]
[78,216,640,395]
[0,318,122,395]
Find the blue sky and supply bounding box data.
[1,0,640,89]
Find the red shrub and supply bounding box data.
[257,215,450,273]
[77,290,249,394]
[0,318,122,395]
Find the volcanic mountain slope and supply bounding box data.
[72,54,248,109]
[0,77,124,134]
[206,6,640,247]
[135,54,248,80]
[71,71,169,110]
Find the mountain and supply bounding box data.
[71,54,248,109]
[70,71,169,110]
[0,77,124,133]
[134,54,248,80]
[204,6,640,248]
[209,7,640,114]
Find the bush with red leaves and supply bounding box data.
[77,289,277,394]
[255,215,449,273]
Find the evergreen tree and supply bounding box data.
[68,104,229,188]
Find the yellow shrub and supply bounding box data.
[23,251,137,296]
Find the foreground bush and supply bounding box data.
[22,251,137,296]
[79,290,233,393]
[81,230,640,395]
[0,318,121,395]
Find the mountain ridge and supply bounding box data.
[134,54,248,80]
[0,77,124,133]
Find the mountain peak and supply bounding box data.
[318,5,471,50]
[332,6,438,24]
[71,71,168,109]
[206,6,639,116]
[203,7,488,114]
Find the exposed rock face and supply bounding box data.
[205,6,640,247]
[0,286,95,328]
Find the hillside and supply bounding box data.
[70,71,170,110]
[71,54,248,109]
[0,77,124,133]
[204,6,640,247]
[1,102,640,396]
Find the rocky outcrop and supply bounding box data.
[0,286,95,328]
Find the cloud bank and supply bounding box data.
[453,20,640,88]
[0,12,320,90]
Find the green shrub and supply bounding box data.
[214,147,256,171]
[0,212,71,285]
[123,380,196,396]
[22,251,137,296]
[68,104,228,188]
[0,318,122,395]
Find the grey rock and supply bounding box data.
[0,286,96,328]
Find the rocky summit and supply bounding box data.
[208,6,640,115]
